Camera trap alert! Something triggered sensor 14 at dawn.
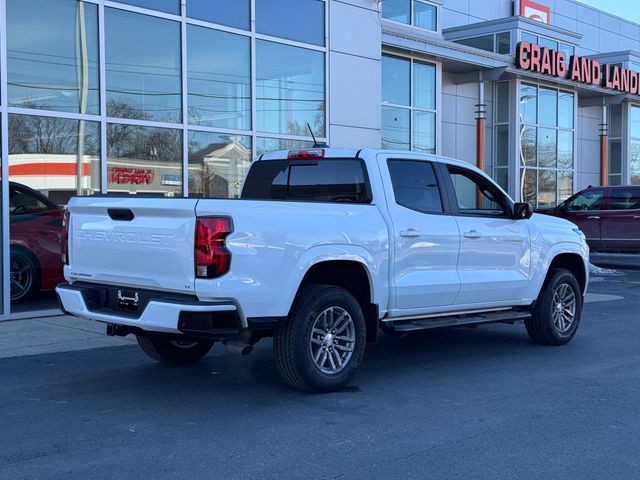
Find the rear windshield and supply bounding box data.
[241,159,371,203]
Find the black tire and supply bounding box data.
[526,268,582,346]
[136,335,215,364]
[10,248,39,303]
[274,284,367,393]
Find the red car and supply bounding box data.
[9,182,64,303]
[538,185,640,253]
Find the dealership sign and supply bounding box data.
[516,41,640,95]
[109,167,155,185]
[520,0,551,24]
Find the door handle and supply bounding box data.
[634,216,640,219]
[400,229,421,238]
[587,216,600,220]
[463,230,482,239]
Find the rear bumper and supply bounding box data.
[56,282,245,337]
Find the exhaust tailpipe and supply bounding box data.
[224,340,253,356]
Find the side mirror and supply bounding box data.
[513,202,533,220]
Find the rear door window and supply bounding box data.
[242,159,371,203]
[608,189,640,210]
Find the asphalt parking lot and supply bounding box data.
[1,269,639,480]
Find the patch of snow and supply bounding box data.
[589,263,622,275]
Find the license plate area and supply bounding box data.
[117,289,139,312]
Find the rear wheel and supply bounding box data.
[525,268,582,346]
[136,335,215,364]
[274,285,367,393]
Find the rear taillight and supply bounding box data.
[61,210,70,265]
[195,217,233,278]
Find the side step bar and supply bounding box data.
[385,310,531,333]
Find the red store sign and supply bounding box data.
[516,41,640,95]
[109,167,155,185]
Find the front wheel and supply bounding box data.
[525,268,582,346]
[274,284,367,393]
[136,335,215,364]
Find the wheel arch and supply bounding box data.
[546,253,588,296]
[292,260,379,343]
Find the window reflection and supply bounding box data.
[255,137,314,156]
[187,26,250,130]
[7,0,100,114]
[256,0,325,46]
[188,0,250,30]
[412,111,435,154]
[106,9,182,123]
[113,0,180,15]
[382,107,410,150]
[107,124,182,195]
[256,40,325,136]
[382,56,410,106]
[188,132,252,198]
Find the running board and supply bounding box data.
[386,310,531,333]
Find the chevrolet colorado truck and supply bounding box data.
[56,148,589,393]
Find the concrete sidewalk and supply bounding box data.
[0,315,135,359]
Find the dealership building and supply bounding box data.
[1,0,639,317]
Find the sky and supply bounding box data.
[576,0,640,25]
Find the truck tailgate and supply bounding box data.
[67,197,199,294]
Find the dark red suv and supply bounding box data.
[539,186,640,253]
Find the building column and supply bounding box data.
[600,100,608,186]
[476,72,486,173]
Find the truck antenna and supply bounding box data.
[306,123,327,148]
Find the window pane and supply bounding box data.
[538,128,557,168]
[539,37,558,51]
[495,167,509,191]
[539,87,557,127]
[412,111,435,153]
[496,125,508,167]
[188,0,249,30]
[455,35,494,52]
[610,104,623,138]
[558,171,573,202]
[522,169,537,207]
[537,170,557,207]
[382,55,410,106]
[382,107,410,150]
[558,131,573,169]
[413,62,435,110]
[188,132,252,198]
[9,114,99,310]
[520,83,537,125]
[9,115,100,198]
[256,40,325,136]
[106,9,181,123]
[382,0,410,24]
[388,160,442,213]
[609,139,622,174]
[107,124,182,195]
[631,105,640,139]
[521,32,537,44]
[497,31,511,54]
[558,91,574,129]
[256,0,324,46]
[7,0,99,114]
[632,140,640,185]
[496,82,509,123]
[413,1,437,31]
[520,126,536,167]
[187,26,250,130]
[255,137,314,156]
[113,0,179,14]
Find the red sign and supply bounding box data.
[110,167,155,185]
[516,41,640,95]
[520,0,551,24]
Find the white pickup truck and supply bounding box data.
[57,148,589,392]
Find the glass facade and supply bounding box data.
[382,0,438,31]
[381,54,436,153]
[0,0,327,316]
[519,83,575,208]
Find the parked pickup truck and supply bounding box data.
[56,148,589,393]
